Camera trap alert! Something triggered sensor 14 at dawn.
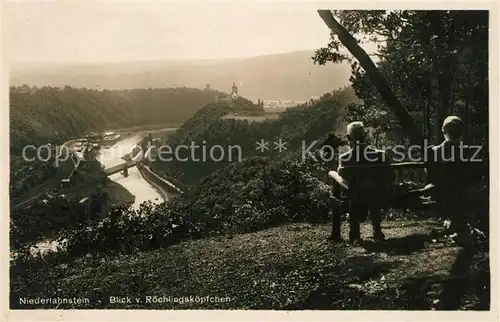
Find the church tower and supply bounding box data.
[231,82,239,99]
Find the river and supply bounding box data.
[98,134,164,208]
[26,133,167,257]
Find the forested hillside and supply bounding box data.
[9,86,219,153]
[14,87,354,258]
[151,87,356,185]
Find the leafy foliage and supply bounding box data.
[9,85,220,153]
[10,155,57,197]
[40,89,354,257]
[10,188,109,249]
[152,87,354,184]
[59,154,333,257]
[10,12,490,310]
[314,10,488,148]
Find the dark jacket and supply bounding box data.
[427,140,473,203]
[338,143,394,205]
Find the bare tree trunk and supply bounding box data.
[424,75,432,140]
[447,77,457,124]
[435,71,450,143]
[430,11,454,144]
[317,10,424,146]
[463,71,471,144]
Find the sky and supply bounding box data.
[3,2,335,63]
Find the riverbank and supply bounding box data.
[98,132,170,208]
[111,122,181,135]
[137,165,182,200]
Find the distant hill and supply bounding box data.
[10,51,351,101]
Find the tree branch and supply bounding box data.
[317,10,424,146]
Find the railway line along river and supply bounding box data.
[98,134,164,208]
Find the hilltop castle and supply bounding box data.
[213,82,240,104]
[231,82,239,99]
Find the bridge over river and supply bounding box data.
[104,160,140,176]
[103,144,153,177]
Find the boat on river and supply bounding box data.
[101,132,121,146]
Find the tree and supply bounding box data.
[313,10,488,148]
[316,10,423,146]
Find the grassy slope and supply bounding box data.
[10,219,489,310]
